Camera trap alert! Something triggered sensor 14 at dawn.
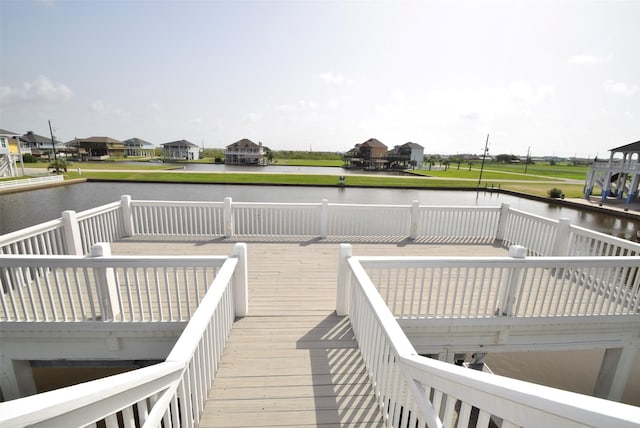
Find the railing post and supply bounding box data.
[120,195,134,237]
[62,210,83,255]
[336,243,352,316]
[552,218,571,256]
[495,203,510,243]
[90,243,121,321]
[224,197,234,238]
[232,242,248,317]
[496,245,527,316]
[320,199,328,238]
[409,200,419,240]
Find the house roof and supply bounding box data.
[0,128,20,136]
[162,139,199,147]
[76,136,123,144]
[123,137,154,147]
[227,138,259,148]
[361,138,386,148]
[20,131,63,144]
[401,142,423,149]
[609,140,640,153]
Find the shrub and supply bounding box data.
[22,153,38,163]
[547,188,563,198]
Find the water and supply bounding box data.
[1,182,638,238]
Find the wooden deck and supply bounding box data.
[111,238,507,427]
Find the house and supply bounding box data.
[224,139,267,165]
[0,129,27,177]
[343,138,389,170]
[161,140,200,160]
[19,131,64,159]
[122,138,155,158]
[68,137,125,160]
[584,139,640,205]
[386,142,424,169]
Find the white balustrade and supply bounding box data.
[414,205,501,241]
[502,208,559,255]
[233,201,321,237]
[328,203,411,237]
[0,243,246,427]
[0,251,227,322]
[0,175,63,189]
[131,199,226,236]
[356,255,640,318]
[568,224,640,257]
[0,219,66,255]
[343,245,640,428]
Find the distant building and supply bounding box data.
[584,139,640,205]
[19,131,64,159]
[386,142,424,169]
[0,128,26,177]
[161,140,200,160]
[224,139,267,165]
[343,138,388,170]
[68,137,125,160]
[123,138,155,158]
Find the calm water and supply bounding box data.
[132,162,405,175]
[1,182,639,238]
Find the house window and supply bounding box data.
[0,138,6,148]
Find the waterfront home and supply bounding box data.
[67,136,126,160]
[343,137,388,169]
[18,130,65,159]
[387,142,425,169]
[122,137,155,158]
[161,139,200,160]
[224,138,267,165]
[1,196,639,427]
[0,129,27,177]
[585,139,640,205]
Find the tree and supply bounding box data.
[48,158,68,174]
[409,159,417,170]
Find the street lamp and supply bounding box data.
[477,134,490,186]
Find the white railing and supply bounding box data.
[131,199,226,236]
[568,224,640,257]
[342,249,640,428]
[0,219,66,255]
[233,201,321,237]
[0,175,63,189]
[355,253,640,319]
[0,251,226,322]
[76,202,124,254]
[501,208,559,255]
[3,196,640,259]
[0,243,247,427]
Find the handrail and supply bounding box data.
[0,245,245,427]
[346,253,640,427]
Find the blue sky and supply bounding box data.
[1,0,638,158]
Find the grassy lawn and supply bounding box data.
[25,161,172,171]
[271,159,343,167]
[62,169,584,198]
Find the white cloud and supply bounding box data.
[247,112,261,123]
[391,89,406,102]
[509,81,555,104]
[0,75,72,104]
[150,103,161,111]
[568,54,609,64]
[603,80,639,97]
[89,100,126,115]
[314,72,355,86]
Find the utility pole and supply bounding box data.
[48,120,57,161]
[524,146,531,174]
[477,134,489,186]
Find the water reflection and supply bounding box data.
[1,182,638,240]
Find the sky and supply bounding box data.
[1,0,638,158]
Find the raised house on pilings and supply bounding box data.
[161,140,200,160]
[343,138,388,170]
[68,137,125,160]
[122,138,155,158]
[584,139,640,205]
[386,142,424,169]
[224,139,267,165]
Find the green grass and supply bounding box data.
[63,169,585,197]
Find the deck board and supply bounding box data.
[109,239,506,427]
